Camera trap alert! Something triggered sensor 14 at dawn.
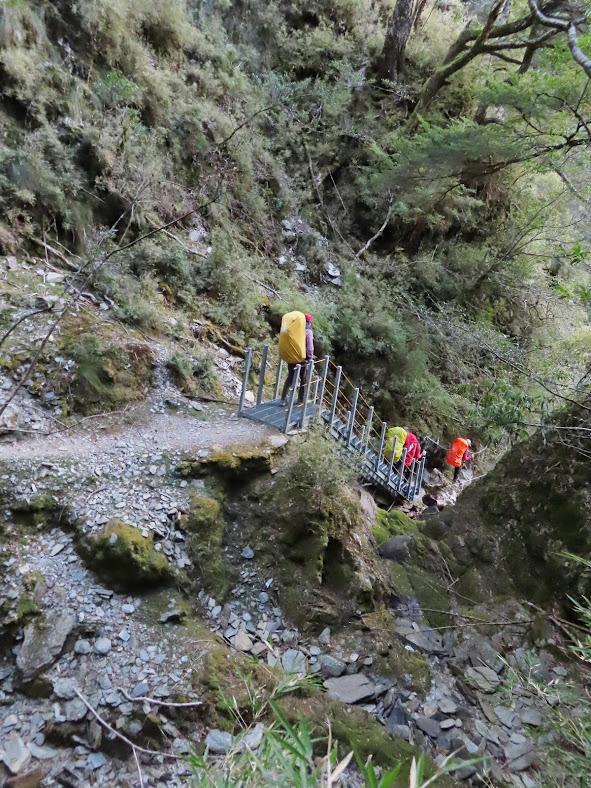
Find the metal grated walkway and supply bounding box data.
[237,346,425,501]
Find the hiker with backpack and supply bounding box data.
[446,437,472,482]
[279,312,314,406]
[384,426,407,467]
[403,429,422,469]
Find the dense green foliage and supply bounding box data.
[1,0,591,443]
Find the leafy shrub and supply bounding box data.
[59,332,153,414]
[167,348,221,397]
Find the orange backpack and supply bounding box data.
[447,437,469,467]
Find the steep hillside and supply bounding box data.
[1,0,591,447]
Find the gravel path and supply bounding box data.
[0,403,273,461]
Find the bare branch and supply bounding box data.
[356,193,394,258]
[528,0,591,77]
[0,306,54,350]
[118,687,202,708]
[29,237,79,271]
[568,21,591,78]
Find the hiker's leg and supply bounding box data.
[297,362,308,404]
[453,465,460,482]
[281,364,295,403]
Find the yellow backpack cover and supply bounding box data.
[278,311,306,364]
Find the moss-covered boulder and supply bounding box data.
[78,520,174,589]
[178,441,281,484]
[277,695,453,787]
[271,481,389,631]
[360,609,432,696]
[10,493,64,528]
[372,509,418,546]
[55,326,154,415]
[186,494,235,600]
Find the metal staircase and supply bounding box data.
[237,347,426,501]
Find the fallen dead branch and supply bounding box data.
[118,686,202,708]
[73,688,181,787]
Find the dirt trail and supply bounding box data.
[0,402,273,462]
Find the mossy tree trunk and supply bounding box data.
[377,0,416,83]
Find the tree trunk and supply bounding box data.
[378,0,416,83]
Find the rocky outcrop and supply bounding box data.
[177,438,286,484]
[420,403,591,608]
[186,494,235,600]
[16,611,75,682]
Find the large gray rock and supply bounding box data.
[1,734,31,774]
[205,730,234,754]
[318,654,346,678]
[16,611,75,681]
[465,666,500,693]
[281,649,307,675]
[324,674,376,704]
[521,708,543,727]
[65,699,87,722]
[504,741,536,771]
[233,632,253,652]
[377,534,412,563]
[416,715,440,739]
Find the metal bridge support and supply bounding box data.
[376,422,387,471]
[256,345,268,406]
[347,388,359,447]
[364,407,374,455]
[300,361,314,428]
[283,364,300,433]
[317,356,330,423]
[239,347,253,415]
[329,366,342,429]
[273,359,284,401]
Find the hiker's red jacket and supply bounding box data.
[404,432,421,467]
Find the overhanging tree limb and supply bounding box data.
[528,0,591,77]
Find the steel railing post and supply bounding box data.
[317,356,330,423]
[256,345,268,406]
[328,366,342,430]
[408,459,417,498]
[273,359,284,401]
[397,448,407,493]
[388,436,397,486]
[238,347,253,415]
[300,361,314,428]
[414,456,426,498]
[364,407,374,455]
[347,388,359,447]
[375,422,387,471]
[283,365,300,433]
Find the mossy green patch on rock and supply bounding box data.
[277,695,453,787]
[186,494,235,600]
[10,493,64,528]
[377,509,418,537]
[272,482,388,631]
[14,593,40,624]
[388,563,414,596]
[178,442,278,484]
[197,644,280,731]
[78,519,174,589]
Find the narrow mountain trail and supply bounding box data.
[0,402,273,462]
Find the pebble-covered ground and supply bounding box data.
[0,338,576,788]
